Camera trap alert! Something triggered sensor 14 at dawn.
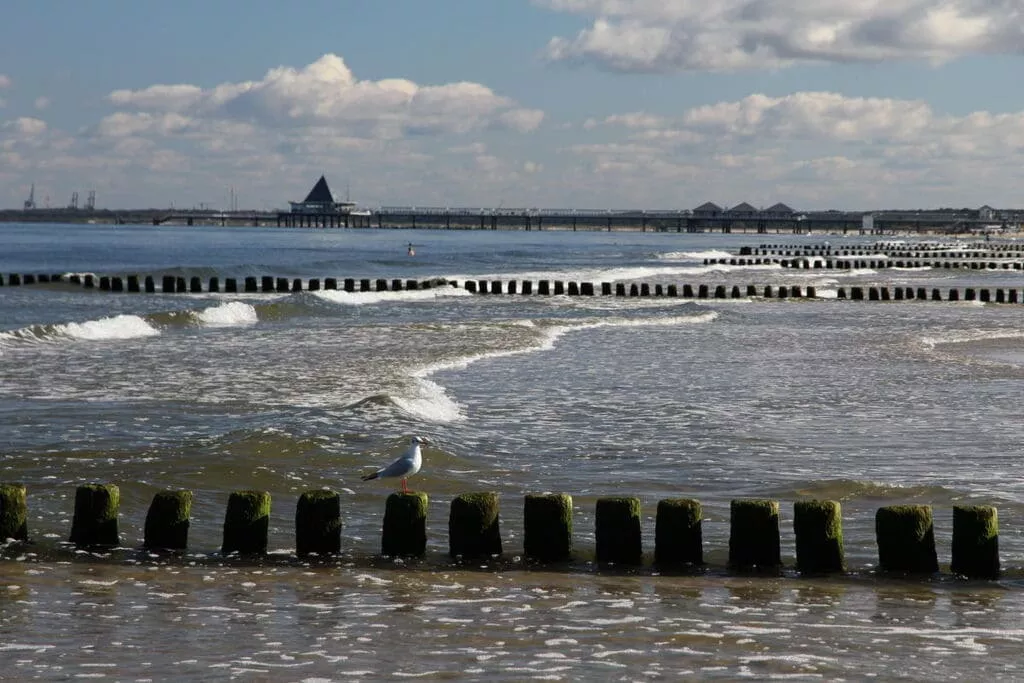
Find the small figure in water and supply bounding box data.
[407,242,415,256]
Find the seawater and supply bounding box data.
[3,223,1024,680]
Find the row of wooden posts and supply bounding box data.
[0,483,1001,578]
[5,271,1022,305]
[777,258,1024,270]
[751,243,1022,256]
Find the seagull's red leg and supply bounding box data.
[401,478,408,493]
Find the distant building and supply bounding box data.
[978,205,997,221]
[727,202,758,218]
[763,202,795,218]
[289,176,356,215]
[692,202,722,218]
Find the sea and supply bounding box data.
[2,222,1024,681]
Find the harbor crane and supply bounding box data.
[23,183,35,210]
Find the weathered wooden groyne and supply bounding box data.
[0,483,1002,579]
[8,272,1024,304]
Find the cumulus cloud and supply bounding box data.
[539,0,1024,71]
[566,91,1024,207]
[107,54,544,136]
[4,117,47,136]
[0,74,10,89]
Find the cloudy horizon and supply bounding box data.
[1,1,1022,212]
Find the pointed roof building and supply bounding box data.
[303,175,335,203]
[765,202,795,215]
[290,175,356,214]
[727,202,758,214]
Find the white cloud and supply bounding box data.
[107,54,543,136]
[34,96,50,110]
[0,75,10,89]
[4,117,47,136]
[539,0,1024,71]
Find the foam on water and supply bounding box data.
[194,301,258,326]
[312,287,471,306]
[0,315,161,347]
[658,250,735,260]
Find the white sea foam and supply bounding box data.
[58,315,159,341]
[406,310,719,424]
[312,287,470,306]
[920,328,1024,350]
[658,250,735,260]
[195,301,258,327]
[445,262,781,285]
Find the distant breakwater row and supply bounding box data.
[6,272,1024,305]
[0,484,1001,579]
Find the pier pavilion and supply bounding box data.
[277,176,358,228]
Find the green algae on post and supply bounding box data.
[523,493,573,563]
[295,489,342,556]
[729,499,781,570]
[449,492,502,559]
[595,497,642,565]
[144,490,193,551]
[0,483,28,542]
[875,505,938,573]
[793,500,845,574]
[951,505,999,579]
[655,498,703,566]
[221,490,271,555]
[69,484,120,548]
[382,492,428,557]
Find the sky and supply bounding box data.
[1,0,1022,211]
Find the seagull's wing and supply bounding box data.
[362,453,414,480]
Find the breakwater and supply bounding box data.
[10,272,1024,305]
[0,483,1002,579]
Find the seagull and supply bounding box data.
[361,436,426,493]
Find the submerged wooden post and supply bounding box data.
[595,497,642,565]
[449,492,502,559]
[382,492,428,557]
[793,500,844,574]
[222,490,271,555]
[951,505,999,579]
[729,499,781,569]
[523,493,572,562]
[654,498,702,566]
[70,484,120,547]
[144,490,193,551]
[875,505,938,573]
[295,489,342,556]
[0,483,28,541]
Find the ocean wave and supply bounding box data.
[311,287,470,307]
[769,478,962,503]
[919,328,1024,350]
[444,262,782,285]
[657,250,735,260]
[0,314,160,346]
[193,301,258,327]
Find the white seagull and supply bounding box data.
[361,436,426,493]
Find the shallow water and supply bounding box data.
[3,223,1024,680]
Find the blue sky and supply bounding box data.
[1,0,1022,211]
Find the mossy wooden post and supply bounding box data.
[449,492,502,559]
[523,493,572,562]
[793,500,844,574]
[875,505,938,573]
[144,490,192,551]
[69,484,120,547]
[0,483,28,541]
[222,490,271,555]
[951,505,999,579]
[382,492,428,557]
[729,499,781,569]
[655,498,702,566]
[295,489,342,556]
[595,497,642,565]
